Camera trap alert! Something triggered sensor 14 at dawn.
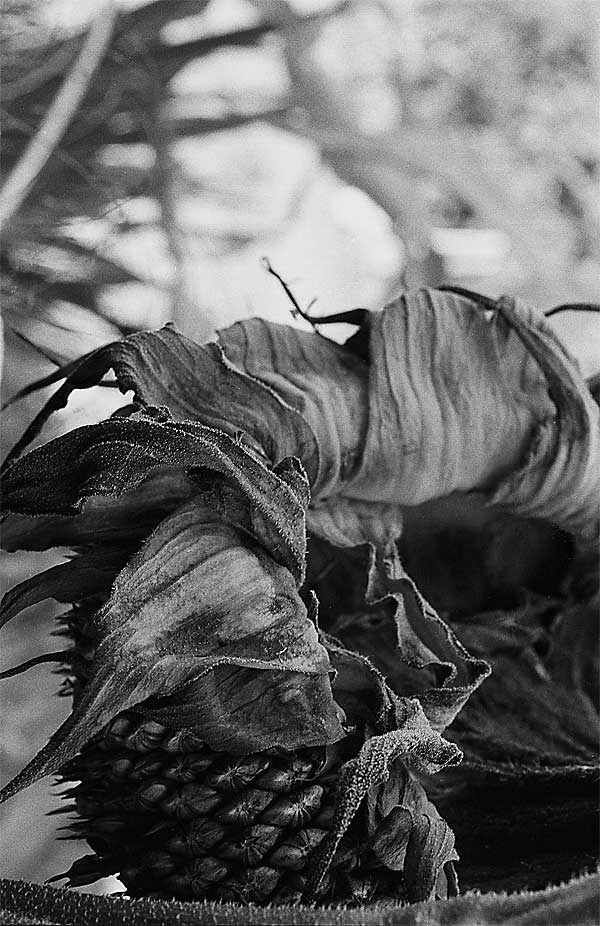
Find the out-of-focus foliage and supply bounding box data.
[1,0,598,384]
[387,0,599,278]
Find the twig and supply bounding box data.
[261,256,317,324]
[0,3,118,237]
[1,39,80,104]
[261,257,369,329]
[0,651,76,681]
[1,108,127,216]
[544,303,600,318]
[155,22,276,72]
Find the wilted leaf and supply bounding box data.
[0,548,130,630]
[0,494,344,803]
[365,544,490,732]
[432,588,600,893]
[102,326,319,475]
[1,325,319,481]
[1,411,310,582]
[370,805,413,870]
[0,467,195,552]
[7,290,597,545]
[304,697,461,901]
[402,808,457,902]
[218,317,368,501]
[141,663,342,754]
[368,752,459,902]
[488,297,600,539]
[219,290,600,544]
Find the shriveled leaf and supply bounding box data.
[488,298,600,540]
[365,544,490,732]
[2,326,319,482]
[7,290,597,546]
[0,548,130,630]
[0,496,343,804]
[0,467,195,552]
[432,587,599,893]
[0,412,309,583]
[139,663,343,754]
[93,498,322,675]
[304,697,461,901]
[368,764,458,901]
[220,290,600,544]
[403,808,457,902]
[324,633,460,899]
[219,317,368,502]
[370,805,413,869]
[103,327,319,476]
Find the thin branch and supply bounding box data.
[1,39,80,104]
[1,108,132,219]
[0,651,75,681]
[544,303,600,318]
[0,3,118,237]
[261,257,317,325]
[261,257,369,329]
[156,22,275,71]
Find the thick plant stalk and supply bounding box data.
[1,871,599,925]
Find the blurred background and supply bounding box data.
[1,0,599,891]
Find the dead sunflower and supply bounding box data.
[1,287,598,907]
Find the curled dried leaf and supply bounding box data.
[303,697,461,901]
[218,290,599,544]
[0,494,344,803]
[1,411,310,582]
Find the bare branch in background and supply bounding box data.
[0,4,118,237]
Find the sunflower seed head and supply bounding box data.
[164,818,226,857]
[215,788,273,826]
[164,856,229,899]
[206,755,270,792]
[163,730,206,754]
[216,823,280,866]
[267,827,326,871]
[136,781,170,810]
[161,783,221,820]
[126,720,168,753]
[163,754,214,782]
[260,784,323,827]
[128,755,166,781]
[215,865,281,903]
